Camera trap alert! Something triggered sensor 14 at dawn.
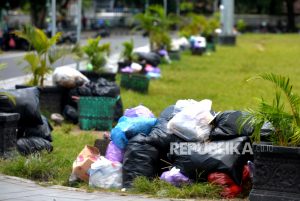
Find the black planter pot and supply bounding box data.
[80,70,116,82]
[218,35,236,45]
[15,85,67,115]
[0,113,20,158]
[249,144,300,201]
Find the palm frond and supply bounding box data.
[0,92,16,105]
[259,73,300,125]
[245,73,300,146]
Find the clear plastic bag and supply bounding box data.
[89,156,122,189]
[167,99,214,142]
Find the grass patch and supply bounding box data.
[1,34,300,198]
[131,176,221,199]
[0,125,98,185]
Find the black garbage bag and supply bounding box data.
[114,98,123,121]
[22,115,53,142]
[63,105,78,124]
[170,136,252,185]
[123,134,159,188]
[91,78,120,97]
[260,121,274,142]
[145,105,180,150]
[16,137,53,155]
[210,111,254,141]
[0,87,43,127]
[135,52,161,66]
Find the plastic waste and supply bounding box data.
[160,167,190,186]
[16,137,53,155]
[111,116,157,149]
[135,52,161,66]
[63,105,78,124]
[53,66,89,88]
[208,172,242,198]
[170,136,252,185]
[167,99,214,142]
[210,111,254,141]
[89,156,122,189]
[0,87,43,127]
[124,105,154,118]
[105,141,125,163]
[22,115,53,142]
[122,134,159,188]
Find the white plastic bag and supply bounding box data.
[89,156,122,189]
[174,99,199,114]
[167,99,214,142]
[52,66,89,88]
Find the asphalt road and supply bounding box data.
[0,34,148,80]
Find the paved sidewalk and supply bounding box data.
[0,174,172,201]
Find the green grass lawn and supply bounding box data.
[1,34,300,198]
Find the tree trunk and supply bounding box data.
[285,0,296,32]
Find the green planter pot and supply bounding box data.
[120,73,150,94]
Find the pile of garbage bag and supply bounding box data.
[64,77,123,123]
[0,87,53,155]
[70,100,258,198]
[119,52,162,79]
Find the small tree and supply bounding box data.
[14,24,63,87]
[120,39,137,62]
[134,5,173,51]
[82,37,110,73]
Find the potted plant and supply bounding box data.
[202,13,220,53]
[118,39,137,72]
[243,73,300,200]
[80,37,115,82]
[134,5,173,52]
[14,24,69,114]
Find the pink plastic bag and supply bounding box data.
[105,141,124,163]
[160,167,190,186]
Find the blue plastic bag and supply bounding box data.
[111,116,157,149]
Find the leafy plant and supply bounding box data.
[179,12,219,38]
[0,64,16,105]
[243,73,300,146]
[82,37,110,73]
[179,13,207,38]
[237,19,247,33]
[120,39,137,62]
[134,5,173,51]
[14,24,63,87]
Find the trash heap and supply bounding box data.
[53,66,123,125]
[71,99,256,198]
[0,87,53,155]
[119,52,162,79]
[63,77,123,124]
